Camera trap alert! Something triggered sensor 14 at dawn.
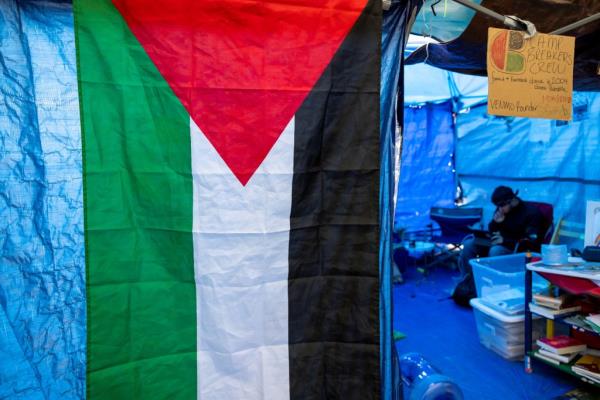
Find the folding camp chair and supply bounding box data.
[430,206,484,250]
[426,206,484,269]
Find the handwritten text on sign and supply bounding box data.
[487,28,575,121]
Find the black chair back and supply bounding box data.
[430,207,483,245]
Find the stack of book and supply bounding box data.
[534,335,587,366]
[529,293,581,320]
[572,354,600,384]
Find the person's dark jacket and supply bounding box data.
[488,200,545,250]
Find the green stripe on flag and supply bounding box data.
[75,1,196,398]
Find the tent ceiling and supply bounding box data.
[406,0,600,91]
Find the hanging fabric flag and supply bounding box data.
[74,0,382,399]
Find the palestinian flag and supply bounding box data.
[75,0,381,398]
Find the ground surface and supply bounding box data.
[392,262,596,399]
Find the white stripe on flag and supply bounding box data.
[191,118,294,400]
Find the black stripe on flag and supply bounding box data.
[289,0,381,399]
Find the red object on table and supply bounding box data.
[539,272,600,298]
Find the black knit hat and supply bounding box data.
[491,186,517,205]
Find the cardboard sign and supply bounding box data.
[487,28,575,121]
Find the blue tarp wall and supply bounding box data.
[381,1,423,398]
[0,1,85,399]
[457,93,600,228]
[394,101,455,232]
[395,62,600,243]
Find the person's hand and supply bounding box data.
[493,208,505,223]
[491,232,503,245]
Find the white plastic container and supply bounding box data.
[470,253,547,300]
[470,298,543,360]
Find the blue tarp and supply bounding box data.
[0,1,85,399]
[381,1,422,398]
[396,58,600,241]
[410,0,480,42]
[406,1,600,92]
[394,101,456,233]
[398,62,487,234]
[457,93,600,230]
[404,63,487,108]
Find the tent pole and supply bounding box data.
[450,0,527,31]
[550,13,600,35]
[451,0,600,36]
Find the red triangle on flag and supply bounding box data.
[113,0,368,185]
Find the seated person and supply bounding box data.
[457,186,544,277]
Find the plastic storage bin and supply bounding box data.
[470,253,547,300]
[470,298,543,360]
